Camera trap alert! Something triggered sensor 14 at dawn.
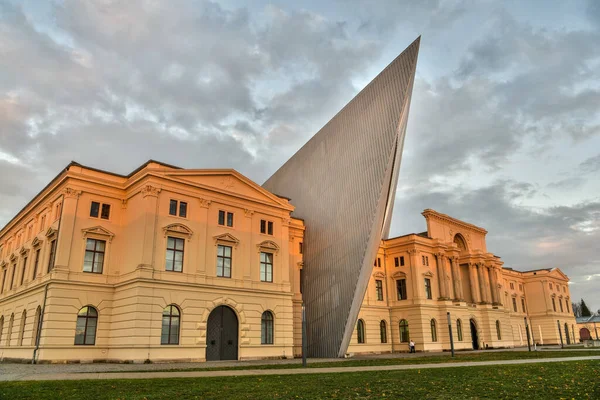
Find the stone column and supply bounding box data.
[469,263,479,303]
[476,263,487,304]
[490,267,501,305]
[435,253,446,299]
[486,267,496,304]
[450,257,462,301]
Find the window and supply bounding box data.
[552,297,556,312]
[396,279,407,300]
[376,258,381,268]
[20,257,27,286]
[1,269,6,294]
[299,269,304,294]
[380,320,387,343]
[357,319,365,344]
[559,299,564,313]
[399,319,409,342]
[218,210,233,227]
[457,319,463,341]
[519,284,523,291]
[10,264,16,290]
[549,283,553,290]
[32,306,41,346]
[400,256,405,266]
[83,239,106,274]
[375,280,383,301]
[510,282,514,290]
[260,220,273,235]
[260,252,273,282]
[261,311,274,344]
[496,320,502,340]
[90,201,111,220]
[394,257,399,267]
[521,298,526,313]
[216,245,232,278]
[565,302,569,313]
[169,200,187,218]
[161,305,180,345]
[563,286,566,293]
[6,314,14,346]
[430,319,437,342]
[18,310,26,346]
[165,237,184,272]
[299,242,303,254]
[512,298,517,312]
[47,239,56,272]
[425,278,432,299]
[32,249,40,280]
[74,306,98,345]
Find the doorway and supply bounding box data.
[206,306,239,361]
[470,319,479,350]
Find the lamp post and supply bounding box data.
[447,312,455,357]
[524,317,531,352]
[302,302,307,367]
[557,320,564,349]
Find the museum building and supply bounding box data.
[0,160,578,362]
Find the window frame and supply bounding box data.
[161,305,181,345]
[83,238,106,274]
[169,199,188,218]
[424,278,432,299]
[90,201,111,220]
[261,311,274,345]
[512,297,518,312]
[260,251,274,282]
[396,279,407,300]
[430,319,438,342]
[47,239,57,273]
[375,279,384,301]
[218,210,234,227]
[457,319,463,341]
[399,319,409,343]
[357,319,366,344]
[74,306,98,346]
[496,320,502,340]
[216,244,232,278]
[20,256,27,286]
[380,320,387,344]
[260,220,274,235]
[165,236,185,272]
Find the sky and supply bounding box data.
[0,0,599,312]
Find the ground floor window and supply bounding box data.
[357,319,365,344]
[399,319,409,342]
[430,319,437,342]
[380,320,387,343]
[457,319,463,341]
[161,305,180,345]
[261,311,274,344]
[75,306,98,345]
[496,320,502,340]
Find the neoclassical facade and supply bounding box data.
[347,210,578,354]
[0,162,577,363]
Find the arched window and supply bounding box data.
[161,305,180,345]
[564,323,570,345]
[399,319,409,343]
[31,306,41,346]
[18,310,26,346]
[0,316,4,345]
[453,234,467,252]
[261,311,274,344]
[430,319,437,342]
[7,313,14,347]
[456,319,463,342]
[357,319,365,344]
[496,320,502,340]
[380,320,387,343]
[75,306,98,345]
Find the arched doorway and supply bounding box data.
[206,305,238,361]
[469,319,479,350]
[580,327,591,341]
[564,323,570,345]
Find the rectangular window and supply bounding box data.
[521,298,526,313]
[376,280,383,301]
[299,269,304,294]
[422,255,425,265]
[425,278,432,299]
[260,252,273,282]
[169,200,178,216]
[179,202,188,218]
[260,220,274,235]
[1,269,6,294]
[396,279,407,300]
[552,297,556,312]
[216,245,232,278]
[90,201,100,218]
[512,298,517,312]
[549,283,553,290]
[83,239,106,274]
[510,282,514,290]
[101,204,111,220]
[299,242,303,254]
[377,258,381,268]
[10,264,16,289]
[559,299,564,313]
[519,284,523,291]
[47,240,56,272]
[218,210,233,227]
[218,210,225,225]
[21,257,27,286]
[394,257,399,267]
[565,302,569,313]
[226,211,233,227]
[32,249,40,280]
[400,256,404,266]
[165,237,184,272]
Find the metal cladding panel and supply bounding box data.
[262,37,420,358]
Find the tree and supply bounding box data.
[580,299,592,317]
[572,301,582,317]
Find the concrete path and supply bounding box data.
[4,355,599,382]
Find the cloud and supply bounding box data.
[580,153,600,173]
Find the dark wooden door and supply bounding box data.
[470,319,479,350]
[206,306,238,361]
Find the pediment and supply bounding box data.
[31,237,41,247]
[18,246,28,255]
[82,226,116,242]
[372,271,386,279]
[257,240,279,253]
[164,170,293,210]
[423,271,434,278]
[9,253,17,261]
[163,223,193,240]
[392,271,407,279]
[0,260,6,268]
[45,227,57,238]
[549,268,570,281]
[213,233,240,247]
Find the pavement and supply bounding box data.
[2,354,599,382]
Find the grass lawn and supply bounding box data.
[1,360,599,399]
[100,349,600,373]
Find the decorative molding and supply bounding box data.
[31,237,41,247]
[423,271,434,278]
[121,199,128,209]
[0,260,6,268]
[199,198,211,208]
[45,227,57,238]
[243,209,254,218]
[163,223,193,241]
[220,176,236,190]
[372,271,386,279]
[141,185,161,198]
[257,240,280,254]
[82,226,116,243]
[9,253,17,262]
[407,248,418,255]
[18,246,28,255]
[213,233,240,248]
[62,187,82,199]
[392,271,407,279]
[297,261,304,268]
[282,218,291,226]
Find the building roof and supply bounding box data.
[576,315,600,323]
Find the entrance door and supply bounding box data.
[470,319,479,350]
[206,306,239,361]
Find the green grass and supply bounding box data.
[100,349,600,373]
[1,360,599,399]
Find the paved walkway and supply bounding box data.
[3,355,599,382]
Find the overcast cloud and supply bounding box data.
[1,0,599,311]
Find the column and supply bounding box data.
[485,266,495,304]
[491,267,501,305]
[469,263,479,303]
[476,263,487,304]
[435,253,447,299]
[449,257,458,301]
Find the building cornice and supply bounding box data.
[422,209,488,235]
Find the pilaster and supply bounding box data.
[140,184,161,268]
[53,187,82,272]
